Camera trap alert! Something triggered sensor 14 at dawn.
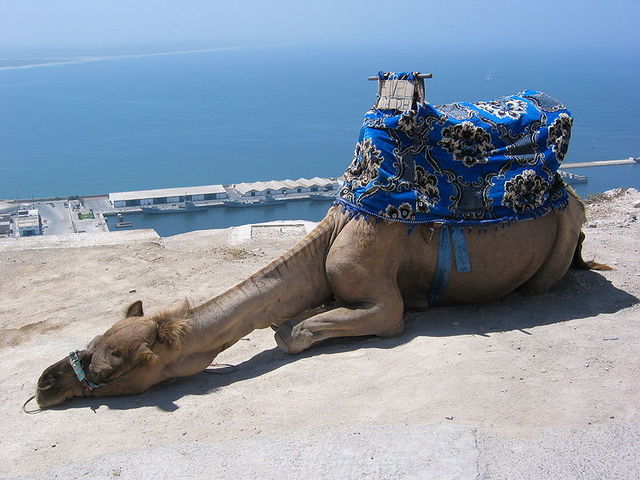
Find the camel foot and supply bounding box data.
[274,323,310,354]
[274,323,294,353]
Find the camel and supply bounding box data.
[35,195,606,408]
[35,83,607,408]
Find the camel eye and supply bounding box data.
[111,351,122,358]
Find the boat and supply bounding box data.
[223,195,280,208]
[141,200,207,214]
[115,222,133,228]
[308,192,337,201]
[559,171,588,185]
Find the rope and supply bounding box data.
[22,395,42,414]
[203,363,237,374]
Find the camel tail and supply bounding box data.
[571,230,614,271]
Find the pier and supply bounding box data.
[560,157,639,169]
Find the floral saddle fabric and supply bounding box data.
[336,75,573,227]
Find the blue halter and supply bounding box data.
[69,350,105,389]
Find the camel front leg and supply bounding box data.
[274,217,410,354]
[274,295,404,354]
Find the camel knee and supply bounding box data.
[369,301,405,337]
[377,320,404,338]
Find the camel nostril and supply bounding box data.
[37,374,56,390]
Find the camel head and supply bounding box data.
[36,300,191,408]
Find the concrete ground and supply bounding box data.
[1,190,639,479]
[35,199,108,236]
[36,201,74,235]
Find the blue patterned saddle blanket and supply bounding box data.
[337,78,573,227]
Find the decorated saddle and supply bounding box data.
[336,72,573,227]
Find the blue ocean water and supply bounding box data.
[1,43,639,232]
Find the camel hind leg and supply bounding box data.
[518,196,585,295]
[570,231,613,271]
[274,217,408,354]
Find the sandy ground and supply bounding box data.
[0,190,639,479]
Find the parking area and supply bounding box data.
[36,201,74,235]
[36,198,108,235]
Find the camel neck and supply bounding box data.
[183,212,343,356]
[187,280,284,353]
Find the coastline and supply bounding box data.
[2,164,639,238]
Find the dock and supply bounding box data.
[559,171,587,184]
[560,157,639,169]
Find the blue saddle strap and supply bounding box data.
[429,226,452,306]
[429,226,472,305]
[451,228,472,273]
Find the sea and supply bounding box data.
[1,43,639,235]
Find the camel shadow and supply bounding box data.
[54,269,638,413]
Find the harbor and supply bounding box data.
[101,176,341,236]
[1,158,638,239]
[0,176,342,238]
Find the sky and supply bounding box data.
[1,0,639,52]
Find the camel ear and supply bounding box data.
[126,300,144,318]
[135,343,158,363]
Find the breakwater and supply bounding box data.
[560,157,639,169]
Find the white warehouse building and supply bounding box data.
[16,209,42,237]
[233,177,339,197]
[109,185,228,208]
